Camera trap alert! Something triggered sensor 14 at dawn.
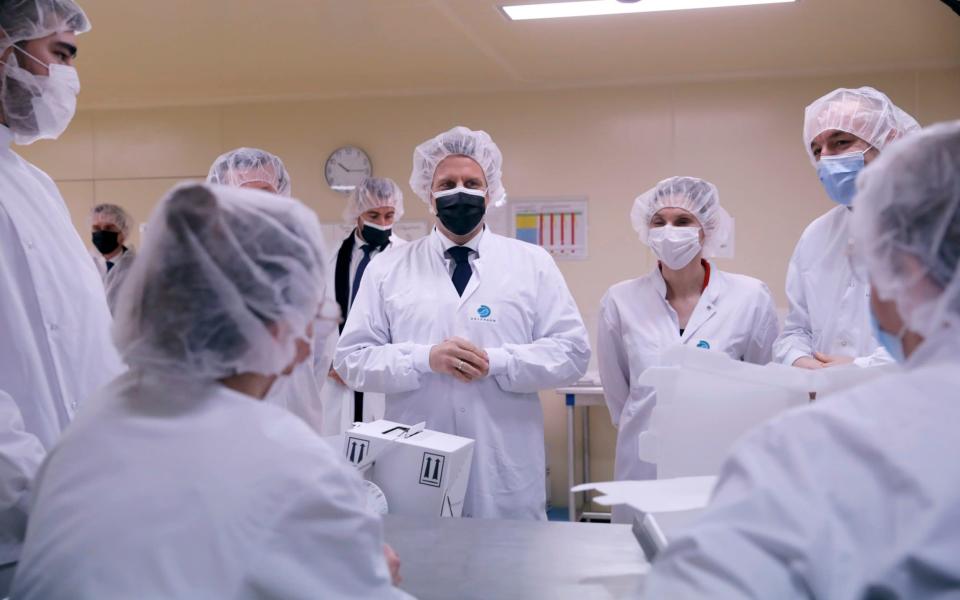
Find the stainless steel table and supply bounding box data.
[383,515,648,600]
[556,385,606,522]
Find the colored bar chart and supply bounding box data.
[512,200,589,260]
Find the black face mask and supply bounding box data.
[360,222,391,248]
[91,230,120,255]
[435,192,486,236]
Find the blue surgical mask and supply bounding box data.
[869,308,906,363]
[816,150,867,207]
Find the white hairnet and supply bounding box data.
[803,86,921,164]
[630,176,734,258]
[207,147,292,197]
[852,120,960,339]
[343,176,405,222]
[410,126,506,207]
[112,183,329,380]
[0,0,89,55]
[90,203,134,238]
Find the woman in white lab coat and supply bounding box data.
[597,177,779,501]
[12,183,407,599]
[645,120,960,599]
[207,147,335,434]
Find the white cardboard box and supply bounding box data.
[344,420,475,518]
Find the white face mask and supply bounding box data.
[647,225,702,270]
[1,47,80,145]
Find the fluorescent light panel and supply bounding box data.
[502,0,796,21]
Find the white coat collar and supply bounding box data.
[651,260,724,303]
[432,224,486,258]
[652,261,728,341]
[0,124,12,149]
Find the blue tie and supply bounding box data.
[447,246,473,297]
[351,244,374,304]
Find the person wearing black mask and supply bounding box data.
[335,126,590,521]
[318,176,407,434]
[90,203,135,314]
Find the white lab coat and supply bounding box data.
[263,333,332,434]
[645,330,960,599]
[12,369,409,600]
[597,264,780,484]
[318,233,407,436]
[0,125,123,564]
[335,228,590,520]
[773,206,892,367]
[102,247,136,315]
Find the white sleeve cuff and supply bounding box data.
[485,347,510,376]
[412,344,433,374]
[783,348,812,367]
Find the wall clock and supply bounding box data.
[324,145,373,193]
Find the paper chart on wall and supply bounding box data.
[511,199,588,260]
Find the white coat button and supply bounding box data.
[26,241,34,250]
[49,323,59,332]
[840,340,848,347]
[459,407,466,413]
[70,400,78,410]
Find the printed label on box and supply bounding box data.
[419,452,444,487]
[346,437,370,465]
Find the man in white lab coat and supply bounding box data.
[207,146,335,433]
[646,121,960,598]
[335,126,590,520]
[320,177,407,435]
[773,86,920,370]
[0,0,121,585]
[89,203,136,314]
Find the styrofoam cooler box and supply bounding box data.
[344,419,475,518]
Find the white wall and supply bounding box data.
[20,65,960,507]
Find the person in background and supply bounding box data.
[335,125,590,520]
[90,203,136,314]
[319,177,407,435]
[646,120,960,599]
[597,176,779,522]
[207,146,291,196]
[0,0,122,590]
[207,147,331,433]
[774,86,920,370]
[12,183,408,599]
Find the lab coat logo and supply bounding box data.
[346,437,370,465]
[696,340,711,349]
[419,452,445,487]
[471,304,497,323]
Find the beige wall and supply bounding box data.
[20,66,960,509]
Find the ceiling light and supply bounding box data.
[502,0,796,21]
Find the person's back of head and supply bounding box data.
[112,183,328,380]
[852,120,960,340]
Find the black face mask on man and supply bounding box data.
[433,187,486,236]
[91,230,120,255]
[360,221,392,248]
